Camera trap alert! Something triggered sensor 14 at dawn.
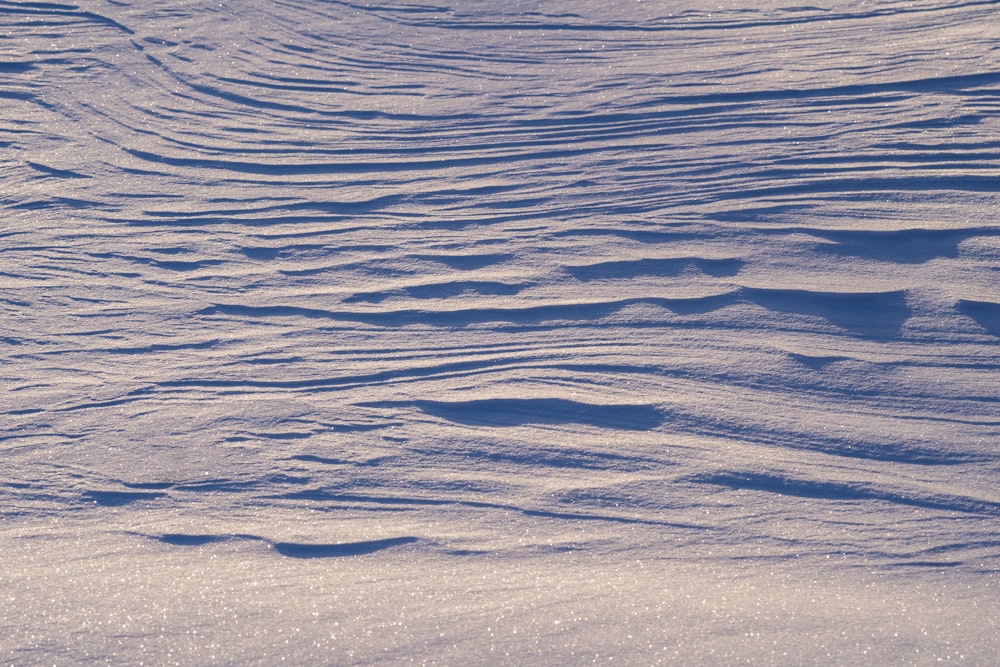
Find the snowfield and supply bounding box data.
[2,0,998,664]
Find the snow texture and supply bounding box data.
[1,0,998,664]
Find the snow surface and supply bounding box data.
[2,0,999,664]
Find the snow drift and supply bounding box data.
[2,0,998,664]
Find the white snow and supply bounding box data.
[1,0,998,664]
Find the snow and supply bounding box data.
[2,0,998,664]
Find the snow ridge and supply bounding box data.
[2,1,998,664]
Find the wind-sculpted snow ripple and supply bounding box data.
[2,1,999,663]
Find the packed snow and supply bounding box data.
[2,0,998,664]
